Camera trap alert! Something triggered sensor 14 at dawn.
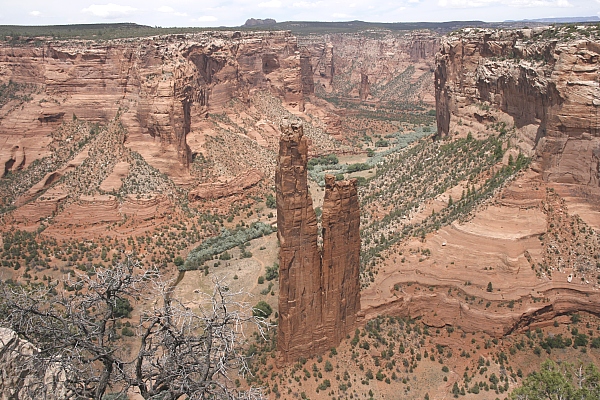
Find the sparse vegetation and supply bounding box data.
[184,222,274,271]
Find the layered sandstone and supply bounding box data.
[276,121,360,364]
[0,31,311,237]
[321,175,361,345]
[435,27,600,187]
[276,121,323,363]
[301,31,439,104]
[0,31,304,180]
[188,169,263,200]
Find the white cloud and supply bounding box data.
[509,0,572,6]
[156,5,187,16]
[438,0,572,8]
[439,0,571,7]
[81,3,137,19]
[293,1,323,8]
[438,0,489,7]
[408,0,420,3]
[194,16,218,22]
[332,13,353,18]
[29,10,41,17]
[258,0,282,8]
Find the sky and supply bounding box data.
[1,0,599,27]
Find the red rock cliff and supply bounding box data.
[321,174,361,346]
[0,31,304,179]
[301,31,439,104]
[435,27,600,187]
[276,121,360,364]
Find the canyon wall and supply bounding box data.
[0,31,303,179]
[301,31,439,104]
[276,121,360,364]
[435,27,600,187]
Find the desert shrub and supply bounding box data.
[253,301,272,319]
[265,264,279,281]
[265,194,276,208]
[184,222,274,271]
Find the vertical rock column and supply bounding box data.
[321,174,361,346]
[276,122,361,364]
[276,121,324,364]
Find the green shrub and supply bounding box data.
[121,326,135,337]
[114,297,133,318]
[184,222,274,270]
[253,301,272,318]
[325,360,333,372]
[265,264,279,281]
[308,154,339,170]
[173,256,184,266]
[346,163,370,173]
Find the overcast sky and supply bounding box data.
[1,0,598,27]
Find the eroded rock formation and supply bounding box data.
[301,31,439,104]
[321,175,361,345]
[435,27,600,187]
[0,30,304,178]
[188,169,263,200]
[0,328,68,399]
[276,121,360,364]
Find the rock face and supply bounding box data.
[276,121,323,363]
[0,328,68,399]
[243,18,276,27]
[321,175,361,345]
[301,31,439,104]
[188,169,263,200]
[276,121,360,364]
[0,31,304,179]
[435,27,600,187]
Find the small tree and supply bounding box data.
[173,255,184,266]
[510,359,600,400]
[253,300,273,319]
[265,194,276,209]
[487,282,493,292]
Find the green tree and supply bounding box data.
[265,263,279,281]
[253,300,273,318]
[325,360,333,372]
[510,360,600,400]
[487,282,493,292]
[265,194,276,209]
[173,256,184,267]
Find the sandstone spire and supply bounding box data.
[276,121,361,364]
[321,174,361,345]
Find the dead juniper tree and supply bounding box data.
[0,257,267,399]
